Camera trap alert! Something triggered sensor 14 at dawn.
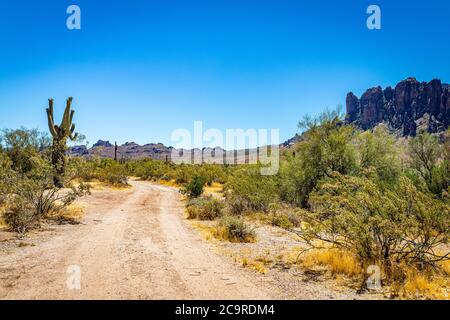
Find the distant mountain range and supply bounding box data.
[70,77,449,161]
[69,140,174,161]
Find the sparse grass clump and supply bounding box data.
[241,257,268,274]
[186,195,224,220]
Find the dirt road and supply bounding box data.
[0,180,274,300]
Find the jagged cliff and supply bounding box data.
[346,77,449,136]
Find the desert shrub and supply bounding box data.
[280,109,357,207]
[0,152,13,205]
[132,159,171,181]
[217,216,256,242]
[355,125,401,185]
[297,173,449,275]
[105,170,129,186]
[198,164,228,185]
[181,175,205,198]
[185,195,224,220]
[0,128,51,174]
[407,130,449,196]
[287,211,301,228]
[267,203,303,229]
[1,157,89,233]
[96,159,129,187]
[174,164,196,184]
[72,157,129,187]
[224,166,278,214]
[270,212,294,229]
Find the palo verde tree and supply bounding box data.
[46,97,78,187]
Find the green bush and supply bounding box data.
[71,157,129,187]
[407,130,449,196]
[218,216,256,242]
[132,159,172,181]
[186,195,224,220]
[280,109,357,207]
[270,212,294,229]
[181,175,205,198]
[355,125,401,186]
[0,128,51,174]
[224,166,278,214]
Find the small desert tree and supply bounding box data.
[355,125,401,185]
[298,173,449,275]
[46,97,78,187]
[407,130,448,196]
[280,108,357,207]
[0,128,50,174]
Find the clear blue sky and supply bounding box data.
[0,0,449,147]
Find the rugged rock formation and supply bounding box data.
[69,140,174,161]
[346,77,449,136]
[92,140,113,148]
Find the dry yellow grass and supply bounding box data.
[245,212,271,224]
[156,179,181,188]
[204,182,223,195]
[47,204,85,224]
[298,248,363,277]
[190,221,256,243]
[440,260,450,276]
[398,269,449,300]
[77,179,131,191]
[0,205,7,229]
[240,257,268,274]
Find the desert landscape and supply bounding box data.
[0,77,449,300]
[0,1,449,305]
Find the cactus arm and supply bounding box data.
[48,99,55,123]
[46,101,58,138]
[62,99,72,133]
[69,124,78,141]
[69,110,75,125]
[70,133,78,141]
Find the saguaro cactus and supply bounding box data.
[46,97,78,187]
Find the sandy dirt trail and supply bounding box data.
[0,180,274,300]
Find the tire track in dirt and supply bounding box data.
[0,180,273,300]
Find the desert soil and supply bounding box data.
[0,180,381,300]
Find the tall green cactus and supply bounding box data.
[46,97,78,187]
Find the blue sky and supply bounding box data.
[0,0,449,147]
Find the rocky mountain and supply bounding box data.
[346,77,449,136]
[69,141,174,161]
